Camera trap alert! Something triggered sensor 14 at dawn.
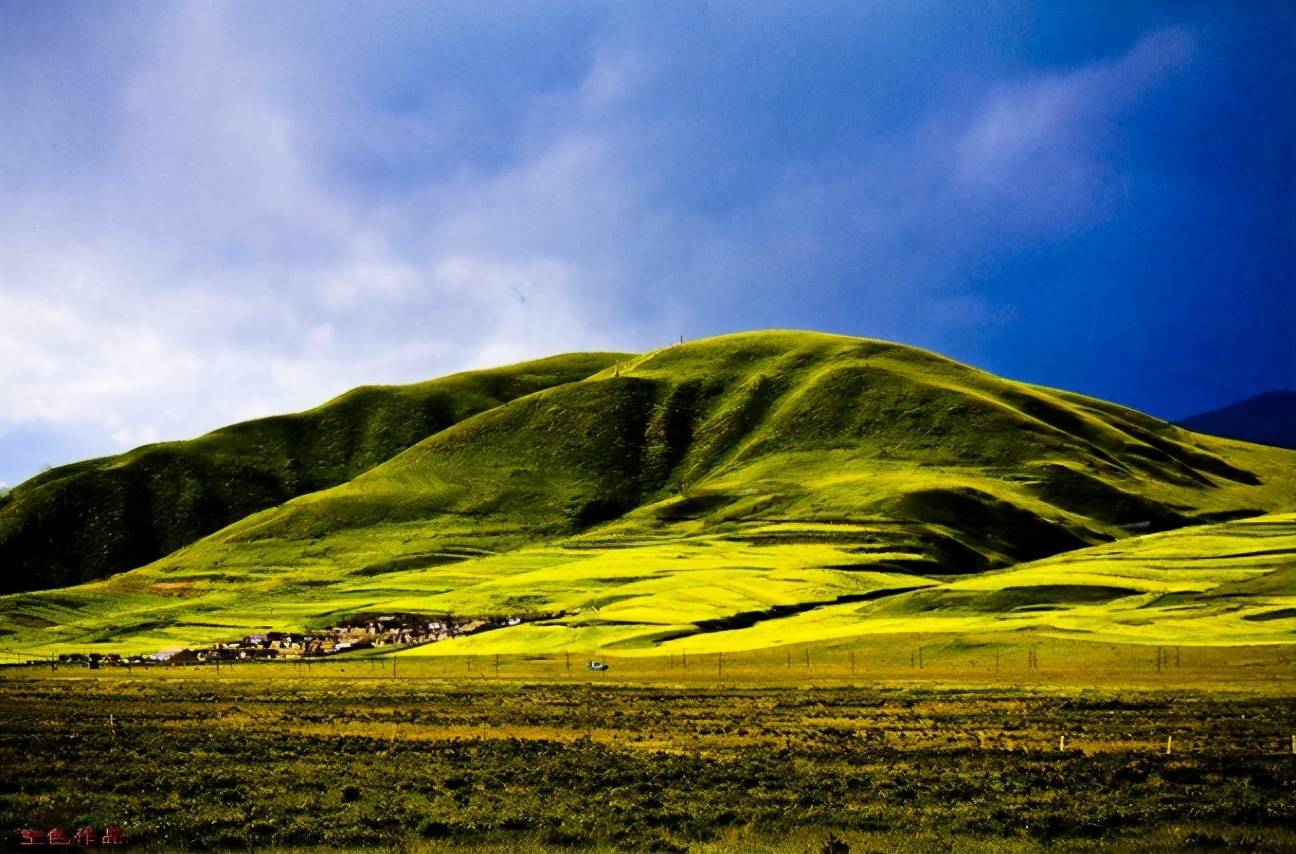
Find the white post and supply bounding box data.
[1166,735,1173,755]
[1059,734,1066,752]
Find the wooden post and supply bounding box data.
[918,647,924,670]
[786,651,791,670]
[805,649,811,669]
[682,652,687,669]
[717,652,722,680]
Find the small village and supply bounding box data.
[55,612,542,668]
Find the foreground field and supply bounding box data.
[2,645,1295,853]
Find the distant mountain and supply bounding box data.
[0,352,627,593]
[1177,391,1296,450]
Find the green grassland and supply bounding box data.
[0,331,1293,660]
[0,352,626,593]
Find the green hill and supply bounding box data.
[1,331,1292,657]
[0,352,627,593]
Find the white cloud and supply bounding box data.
[0,6,666,486]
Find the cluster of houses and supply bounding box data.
[56,612,535,667]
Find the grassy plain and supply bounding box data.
[2,649,1294,852]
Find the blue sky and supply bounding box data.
[1,1,1293,487]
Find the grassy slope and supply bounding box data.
[0,352,627,593]
[1,331,1293,657]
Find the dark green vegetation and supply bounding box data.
[2,675,1294,852]
[1177,390,1296,450]
[0,353,625,593]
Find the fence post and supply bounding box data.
[1165,735,1173,755]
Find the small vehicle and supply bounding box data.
[586,660,610,672]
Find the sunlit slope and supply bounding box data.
[7,511,1288,659]
[618,512,1296,653]
[1,330,1293,657]
[0,352,627,592]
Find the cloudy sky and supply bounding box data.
[1,1,1293,488]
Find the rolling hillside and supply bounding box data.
[0,352,627,593]
[0,331,1292,658]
